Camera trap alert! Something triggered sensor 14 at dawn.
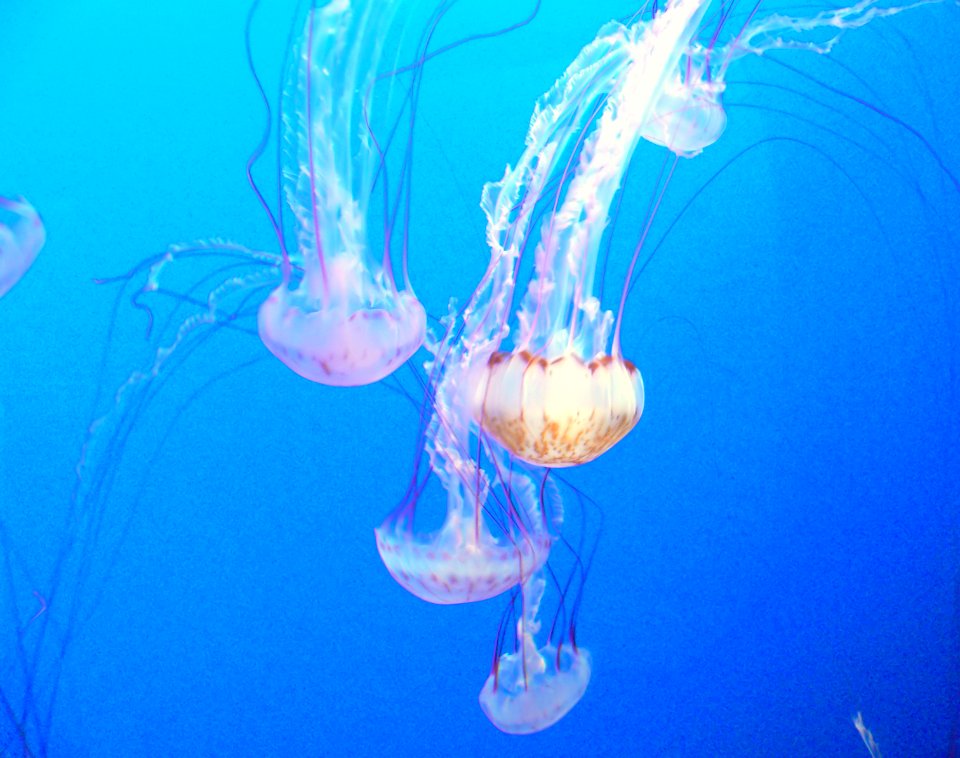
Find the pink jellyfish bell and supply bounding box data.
[375,399,555,605]
[257,1,426,387]
[0,196,45,299]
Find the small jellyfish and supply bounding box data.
[0,196,45,299]
[479,573,591,734]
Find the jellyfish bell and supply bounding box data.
[375,431,556,604]
[480,640,592,735]
[472,349,644,467]
[0,195,45,299]
[257,264,426,386]
[642,71,727,157]
[255,0,427,387]
[375,502,552,605]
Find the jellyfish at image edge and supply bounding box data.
[470,0,945,468]
[0,196,45,299]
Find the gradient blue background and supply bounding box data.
[1,1,958,755]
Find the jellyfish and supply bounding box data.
[0,196,45,299]
[479,573,592,735]
[98,0,433,392]
[477,470,599,735]
[375,306,558,604]
[469,0,949,468]
[256,0,427,386]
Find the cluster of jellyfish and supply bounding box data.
[2,0,954,749]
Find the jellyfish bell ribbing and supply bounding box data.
[472,349,643,467]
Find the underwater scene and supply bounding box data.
[1,0,958,755]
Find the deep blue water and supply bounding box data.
[1,1,958,756]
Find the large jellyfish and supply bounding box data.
[256,0,427,386]
[0,196,45,299]
[469,0,948,468]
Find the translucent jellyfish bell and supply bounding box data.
[643,70,727,157]
[479,575,591,734]
[376,449,554,605]
[258,258,426,387]
[0,196,45,299]
[375,513,552,605]
[480,636,592,735]
[257,1,426,386]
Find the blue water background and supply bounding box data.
[1,0,958,755]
